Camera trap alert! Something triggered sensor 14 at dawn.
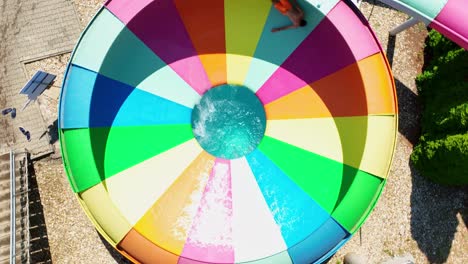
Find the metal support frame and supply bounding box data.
[10,150,16,264]
[377,0,431,36]
[389,17,419,36]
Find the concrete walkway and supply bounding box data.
[0,0,81,158]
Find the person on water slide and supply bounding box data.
[271,0,307,32]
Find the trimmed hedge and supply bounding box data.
[410,30,468,186]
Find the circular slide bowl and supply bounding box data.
[59,0,398,263]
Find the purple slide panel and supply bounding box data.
[106,0,211,94]
[256,1,380,104]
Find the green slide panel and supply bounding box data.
[258,136,384,232]
[331,174,384,232]
[61,124,194,193]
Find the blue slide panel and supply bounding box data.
[60,65,192,129]
[246,150,331,248]
[111,86,192,127]
[288,217,349,264]
[60,65,97,129]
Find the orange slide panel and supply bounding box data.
[118,229,179,264]
[266,53,396,120]
[265,85,332,120]
[359,53,397,115]
[174,0,227,86]
[310,52,396,117]
[199,54,228,86]
[134,151,215,255]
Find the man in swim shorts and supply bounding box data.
[271,0,307,32]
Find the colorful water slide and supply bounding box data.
[380,0,468,49]
[58,0,397,263]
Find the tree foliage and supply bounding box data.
[410,30,468,186]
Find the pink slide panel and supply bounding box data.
[431,0,468,50]
[105,0,152,24]
[180,159,234,264]
[256,67,309,105]
[170,57,211,95]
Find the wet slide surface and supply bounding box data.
[59,0,398,263]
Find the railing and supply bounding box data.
[18,154,30,264]
[7,151,30,264]
[10,150,16,264]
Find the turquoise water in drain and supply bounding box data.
[191,84,267,159]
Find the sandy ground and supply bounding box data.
[27,0,467,264]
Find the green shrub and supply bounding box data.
[410,31,468,186]
[412,134,468,186]
[425,30,459,63]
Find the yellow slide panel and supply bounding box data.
[265,115,396,178]
[226,54,253,86]
[78,183,132,245]
[105,139,203,225]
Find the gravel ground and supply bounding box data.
[31,1,467,264]
[70,0,104,27]
[33,158,129,264]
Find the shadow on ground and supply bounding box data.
[386,33,422,145]
[396,81,467,263]
[363,0,390,8]
[394,78,421,145]
[402,44,467,262]
[386,33,468,263]
[98,235,132,264]
[39,119,58,145]
[27,157,53,263]
[410,164,467,263]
